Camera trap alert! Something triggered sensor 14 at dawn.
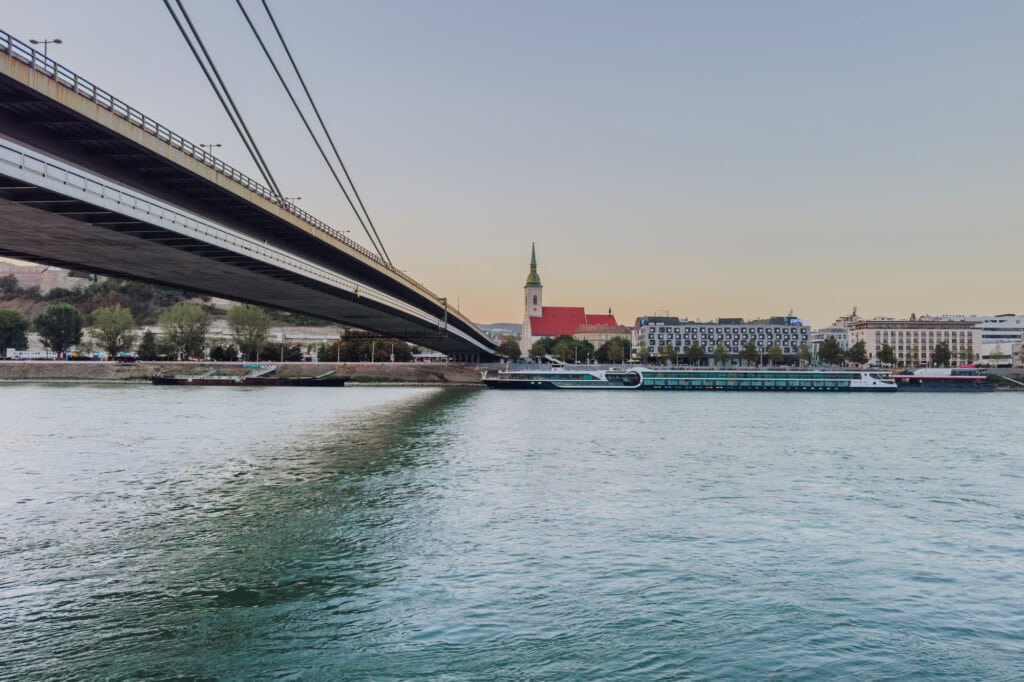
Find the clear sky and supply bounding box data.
[4,1,1021,327]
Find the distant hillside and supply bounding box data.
[0,273,336,327]
[479,322,521,337]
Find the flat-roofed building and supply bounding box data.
[849,319,981,366]
[809,308,863,358]
[632,315,809,363]
[929,314,1024,366]
[810,327,849,354]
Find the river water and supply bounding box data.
[1,384,1023,679]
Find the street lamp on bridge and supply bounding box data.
[29,38,62,58]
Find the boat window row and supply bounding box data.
[644,371,862,380]
[506,373,601,381]
[644,378,852,388]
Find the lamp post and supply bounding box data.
[285,196,302,202]
[199,143,221,152]
[29,38,62,58]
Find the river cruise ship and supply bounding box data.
[482,366,897,391]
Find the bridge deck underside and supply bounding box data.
[0,60,494,353]
[0,177,480,353]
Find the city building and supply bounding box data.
[520,244,618,353]
[928,314,1024,365]
[632,315,810,363]
[573,323,631,347]
[809,327,849,355]
[0,260,101,293]
[809,308,862,357]
[848,319,982,366]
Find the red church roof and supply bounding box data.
[574,323,631,334]
[584,314,618,327]
[529,307,619,337]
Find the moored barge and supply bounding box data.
[152,364,349,387]
[891,367,994,392]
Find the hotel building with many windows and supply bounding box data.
[848,319,982,365]
[632,316,810,362]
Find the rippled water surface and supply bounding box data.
[1,384,1023,679]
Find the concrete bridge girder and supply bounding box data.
[0,139,494,356]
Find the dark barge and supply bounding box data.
[152,365,348,387]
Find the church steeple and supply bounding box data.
[525,242,542,288]
[523,242,543,322]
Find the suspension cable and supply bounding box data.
[259,0,391,264]
[235,0,392,264]
[164,0,283,198]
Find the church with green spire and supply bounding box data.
[525,242,542,288]
[520,243,620,357]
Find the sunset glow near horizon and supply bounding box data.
[3,1,1021,328]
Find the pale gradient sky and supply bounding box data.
[3,1,1021,327]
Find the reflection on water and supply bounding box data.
[1,386,1023,679]
[1,385,468,678]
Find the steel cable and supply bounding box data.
[163,0,283,198]
[235,0,391,264]
[259,0,391,264]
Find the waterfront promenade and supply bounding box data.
[0,360,483,384]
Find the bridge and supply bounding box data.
[0,28,497,361]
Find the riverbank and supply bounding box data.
[0,360,485,385]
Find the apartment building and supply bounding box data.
[632,316,809,361]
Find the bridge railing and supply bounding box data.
[0,26,474,325]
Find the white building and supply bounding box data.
[809,327,849,354]
[929,314,1024,366]
[848,319,982,366]
[809,308,862,358]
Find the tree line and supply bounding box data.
[0,302,414,362]
[641,340,815,366]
